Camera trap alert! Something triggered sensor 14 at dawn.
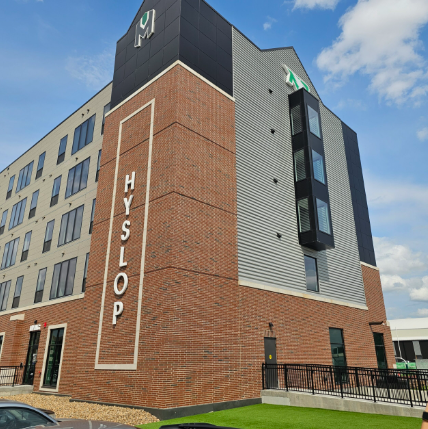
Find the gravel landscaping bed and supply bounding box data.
[1,394,159,427]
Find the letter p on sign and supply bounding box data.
[113,302,124,325]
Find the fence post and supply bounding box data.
[416,370,423,406]
[284,365,289,392]
[370,369,376,403]
[339,368,344,398]
[406,370,413,407]
[311,368,315,395]
[385,369,391,400]
[329,366,334,392]
[262,364,265,390]
[12,367,16,388]
[355,368,361,397]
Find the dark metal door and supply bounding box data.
[264,337,278,388]
[23,331,40,385]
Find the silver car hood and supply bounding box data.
[30,419,136,429]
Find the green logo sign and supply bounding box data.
[135,9,156,47]
[282,65,310,93]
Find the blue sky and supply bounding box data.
[1,0,427,319]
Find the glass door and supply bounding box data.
[43,328,64,388]
[23,331,40,385]
[373,333,388,369]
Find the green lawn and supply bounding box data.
[137,404,421,429]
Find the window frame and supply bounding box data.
[0,280,11,311]
[29,190,39,219]
[36,152,46,180]
[21,231,32,262]
[43,220,55,253]
[16,161,34,193]
[329,327,348,368]
[0,209,8,235]
[293,149,306,182]
[101,103,110,135]
[50,257,77,300]
[82,253,89,292]
[57,136,68,165]
[316,198,332,236]
[6,175,15,200]
[1,238,20,270]
[304,255,319,293]
[89,199,96,234]
[307,105,321,139]
[58,205,84,247]
[297,198,311,233]
[95,150,101,182]
[71,115,96,155]
[51,176,62,207]
[65,158,90,199]
[9,198,27,230]
[12,276,24,309]
[34,267,47,303]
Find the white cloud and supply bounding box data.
[335,98,367,111]
[316,0,428,104]
[417,308,428,316]
[417,127,428,141]
[66,50,114,90]
[263,17,277,31]
[410,279,428,301]
[293,0,340,10]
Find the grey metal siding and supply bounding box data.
[232,29,366,306]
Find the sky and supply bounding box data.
[1,0,427,320]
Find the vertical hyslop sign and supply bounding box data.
[135,10,156,47]
[282,65,310,93]
[112,172,135,325]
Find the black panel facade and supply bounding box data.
[111,0,233,109]
[342,123,376,266]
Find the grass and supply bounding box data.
[136,404,421,429]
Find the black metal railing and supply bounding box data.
[262,363,428,407]
[0,366,24,387]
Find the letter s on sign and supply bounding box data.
[114,273,128,296]
[121,220,130,241]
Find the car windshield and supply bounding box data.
[0,407,55,429]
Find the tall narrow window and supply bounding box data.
[36,152,46,179]
[96,150,101,182]
[16,161,34,192]
[21,231,32,262]
[58,205,84,246]
[29,190,39,219]
[12,276,23,309]
[34,268,47,303]
[89,199,96,234]
[1,238,20,270]
[329,328,347,367]
[304,255,319,292]
[0,281,11,311]
[297,198,311,233]
[0,210,8,235]
[71,115,96,154]
[50,258,77,300]
[312,150,325,184]
[82,253,89,292]
[316,199,331,235]
[9,198,27,230]
[43,220,55,253]
[290,105,302,135]
[43,327,65,388]
[65,158,90,198]
[101,103,110,135]
[57,136,68,165]
[373,333,388,369]
[51,176,62,207]
[294,149,306,182]
[6,175,15,200]
[308,105,321,138]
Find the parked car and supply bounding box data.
[0,399,135,429]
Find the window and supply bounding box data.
[304,256,319,292]
[29,190,39,219]
[89,199,96,234]
[6,175,15,200]
[43,327,65,388]
[297,198,311,233]
[290,105,302,135]
[51,176,61,207]
[58,205,84,246]
[82,253,89,292]
[96,150,101,182]
[329,328,347,367]
[21,231,32,262]
[1,238,20,270]
[34,268,47,303]
[0,281,11,311]
[373,333,388,369]
[12,276,23,309]
[0,408,51,426]
[9,198,27,230]
[294,150,306,182]
[0,210,7,235]
[312,150,325,184]
[43,220,55,253]
[50,258,77,300]
[57,135,68,164]
[16,161,34,192]
[308,105,321,138]
[316,199,331,235]
[71,114,96,154]
[36,152,46,179]
[65,158,90,198]
[101,103,110,134]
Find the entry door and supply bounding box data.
[23,331,41,385]
[264,337,278,388]
[43,328,64,388]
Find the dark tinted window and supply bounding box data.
[50,258,77,299]
[16,161,34,192]
[9,198,27,230]
[71,115,96,154]
[36,152,46,179]
[0,280,11,311]
[65,158,90,198]
[12,276,23,309]
[1,238,20,270]
[35,268,47,303]
[304,256,319,292]
[57,135,68,164]
[58,205,84,246]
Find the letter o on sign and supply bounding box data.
[114,273,128,296]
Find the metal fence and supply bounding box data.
[262,363,428,407]
[0,366,24,387]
